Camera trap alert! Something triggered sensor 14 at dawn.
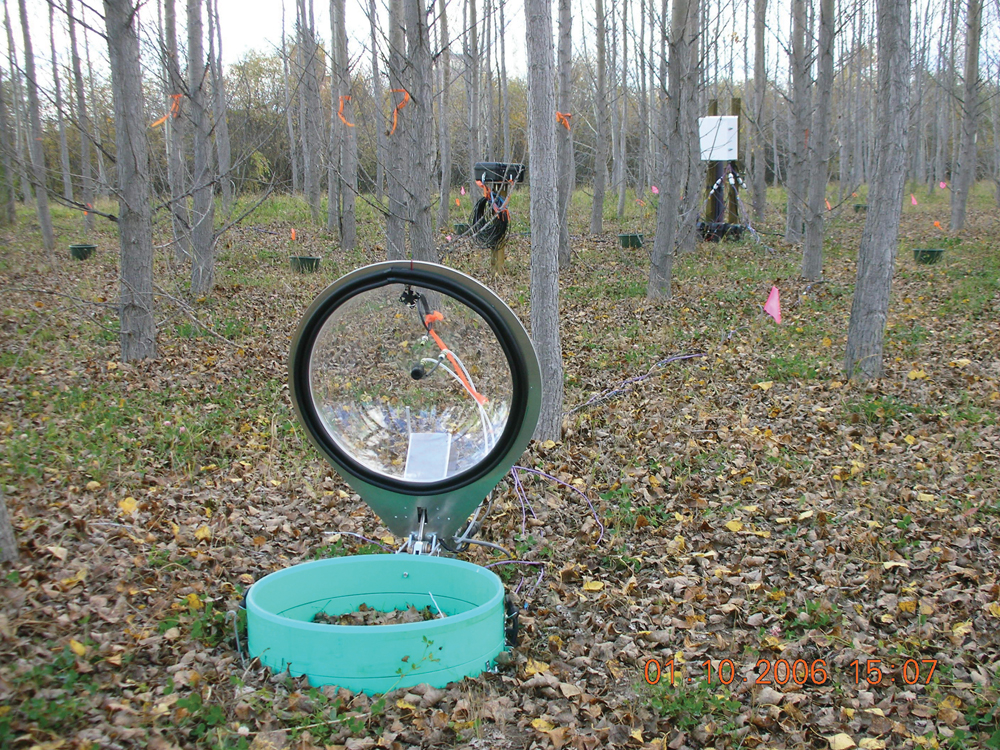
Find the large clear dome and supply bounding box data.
[308,284,513,483]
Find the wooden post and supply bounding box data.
[705,100,724,223]
[727,97,741,224]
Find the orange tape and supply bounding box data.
[150,115,168,128]
[388,89,410,135]
[338,95,355,127]
[556,111,572,130]
[170,93,182,118]
[424,311,487,405]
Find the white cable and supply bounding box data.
[421,358,495,453]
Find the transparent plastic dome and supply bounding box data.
[308,284,513,484]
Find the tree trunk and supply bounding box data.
[615,0,628,219]
[104,0,156,361]
[17,0,55,254]
[369,0,386,200]
[636,0,648,201]
[0,68,16,224]
[465,0,480,196]
[404,0,435,261]
[802,0,834,280]
[949,0,981,230]
[67,0,94,236]
[784,0,809,244]
[4,3,31,204]
[499,0,510,162]
[49,2,73,202]
[84,29,110,200]
[648,0,699,298]
[330,0,356,250]
[162,0,189,259]
[525,0,563,441]
[436,0,452,232]
[483,0,494,158]
[385,0,406,259]
[281,9,300,194]
[844,0,910,380]
[328,0,343,234]
[589,0,608,234]
[751,0,767,221]
[208,0,233,211]
[555,0,572,268]
[298,0,323,224]
[0,489,17,563]
[188,0,217,294]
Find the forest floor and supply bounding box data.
[1,185,999,750]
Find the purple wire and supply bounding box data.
[569,352,706,413]
[512,465,605,545]
[509,465,536,536]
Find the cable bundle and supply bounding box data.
[470,194,510,250]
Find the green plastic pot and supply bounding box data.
[619,233,643,248]
[246,554,505,693]
[453,223,470,234]
[70,244,96,260]
[913,248,944,265]
[290,256,320,273]
[853,204,867,213]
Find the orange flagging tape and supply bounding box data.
[556,111,572,130]
[338,95,355,127]
[170,93,182,118]
[424,311,488,405]
[388,89,410,135]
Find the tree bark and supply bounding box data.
[525,0,563,441]
[208,0,233,211]
[385,0,406,259]
[436,0,452,231]
[648,0,699,298]
[161,0,189,259]
[465,0,480,196]
[298,0,323,224]
[751,0,767,221]
[404,0,435,261]
[329,0,356,249]
[67,0,94,236]
[802,0,834,280]
[615,0,628,219]
[589,0,609,234]
[281,8,300,194]
[369,0,386,199]
[844,0,910,380]
[84,28,110,200]
[49,1,73,202]
[0,68,16,224]
[17,0,55,254]
[0,488,17,563]
[949,0,981,230]
[104,0,157,361]
[188,0,217,294]
[499,0,510,162]
[555,0,572,268]
[4,3,31,204]
[784,0,809,245]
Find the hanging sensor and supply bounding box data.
[399,286,421,307]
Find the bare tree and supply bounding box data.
[67,0,94,237]
[404,0,434,261]
[949,0,981,230]
[802,0,834,280]
[329,0,357,249]
[208,0,233,211]
[844,0,910,380]
[615,0,627,219]
[751,0,767,221]
[436,0,451,231]
[281,8,300,194]
[161,0,189,259]
[525,0,562,441]
[589,0,609,234]
[465,0,480,196]
[784,0,810,245]
[0,67,16,224]
[385,0,406,259]
[647,0,699,298]
[104,0,156,361]
[84,17,110,200]
[297,0,324,223]
[49,1,73,201]
[369,0,386,199]
[4,2,30,204]
[17,0,55,254]
[0,489,17,563]
[188,0,217,294]
[556,0,572,268]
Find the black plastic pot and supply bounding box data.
[290,256,321,273]
[70,244,96,260]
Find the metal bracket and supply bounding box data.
[403,507,440,555]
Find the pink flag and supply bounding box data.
[911,194,918,206]
[764,286,781,324]
[940,181,947,189]
[460,185,466,195]
[446,235,453,241]
[651,185,659,194]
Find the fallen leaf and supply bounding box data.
[69,639,87,657]
[859,740,886,750]
[754,381,773,391]
[725,520,744,532]
[827,733,856,750]
[582,580,604,592]
[531,717,556,732]
[85,480,101,491]
[194,525,212,541]
[525,658,550,676]
[118,496,137,514]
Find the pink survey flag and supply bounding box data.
[911,194,918,206]
[764,286,781,324]
[460,185,466,195]
[940,181,947,189]
[651,185,659,194]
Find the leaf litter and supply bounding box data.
[0,196,998,749]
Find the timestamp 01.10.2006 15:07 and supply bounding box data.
[643,657,940,687]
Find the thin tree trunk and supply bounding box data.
[465,0,480,196]
[0,489,17,563]
[298,0,323,224]
[949,0,981,230]
[802,0,834,280]
[784,0,809,244]
[404,0,434,261]
[556,0,572,268]
[188,0,217,294]
[369,0,386,200]
[208,0,232,211]
[67,0,94,236]
[636,0,648,201]
[49,2,73,202]
[589,0,609,234]
[328,0,343,234]
[104,0,156,361]
[751,0,767,221]
[84,26,110,199]
[281,9,300,194]
[0,68,16,224]
[436,0,452,231]
[499,0,510,162]
[615,0,627,219]
[162,0,189,259]
[4,3,30,204]
[17,0,55,254]
[525,0,562,441]
[386,0,406,259]
[844,0,910,380]
[483,0,493,158]
[330,0,356,249]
